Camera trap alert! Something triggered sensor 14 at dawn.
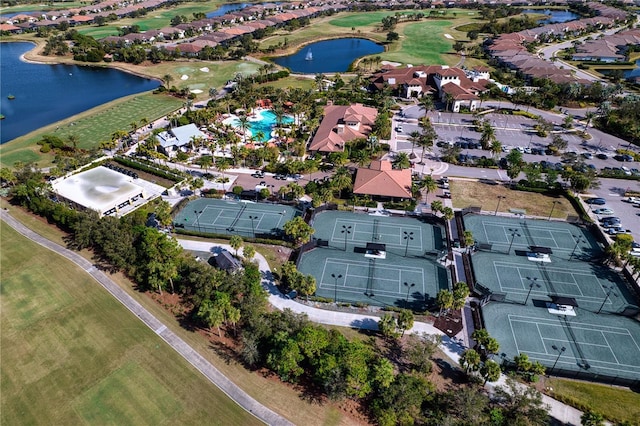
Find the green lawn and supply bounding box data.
[381,20,454,65]
[0,222,262,426]
[0,2,85,14]
[547,378,640,425]
[329,11,407,28]
[0,92,183,168]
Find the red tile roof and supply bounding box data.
[353,160,412,199]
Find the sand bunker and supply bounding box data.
[181,74,189,80]
[444,33,454,39]
[199,67,210,72]
[190,89,203,94]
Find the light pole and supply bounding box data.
[548,200,560,221]
[249,215,258,238]
[551,345,566,372]
[495,196,506,216]
[342,225,352,251]
[569,235,585,261]
[403,231,414,257]
[331,273,342,304]
[524,277,540,305]
[507,228,521,254]
[597,285,616,314]
[404,282,416,302]
[194,210,202,232]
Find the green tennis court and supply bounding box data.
[472,252,636,313]
[463,214,599,260]
[174,198,299,237]
[311,210,445,256]
[483,303,640,383]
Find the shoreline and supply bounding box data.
[3,37,163,83]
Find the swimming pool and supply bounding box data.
[224,109,294,142]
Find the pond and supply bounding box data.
[0,42,160,144]
[521,9,580,24]
[272,38,384,74]
[596,60,640,80]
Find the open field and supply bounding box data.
[0,222,261,426]
[0,93,183,169]
[450,180,575,219]
[546,378,640,425]
[1,203,360,426]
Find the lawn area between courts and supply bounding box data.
[1,203,362,426]
[546,378,640,425]
[0,223,261,426]
[450,180,575,219]
[0,93,183,169]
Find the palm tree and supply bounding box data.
[330,167,353,198]
[393,152,411,170]
[480,120,496,150]
[216,158,231,191]
[418,95,434,116]
[237,114,250,145]
[420,176,437,203]
[583,111,596,131]
[418,117,437,163]
[490,139,502,159]
[408,131,421,156]
[162,74,173,89]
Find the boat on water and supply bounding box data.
[305,49,313,61]
[7,94,15,100]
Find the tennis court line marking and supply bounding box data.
[481,221,576,250]
[330,219,424,250]
[496,262,585,296]
[321,258,426,294]
[508,314,635,335]
[510,318,640,361]
[509,316,640,370]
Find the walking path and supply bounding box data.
[0,210,292,426]
[179,239,585,426]
[0,208,585,425]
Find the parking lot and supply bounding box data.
[584,178,640,244]
[394,105,639,175]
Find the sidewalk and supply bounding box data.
[178,239,587,425]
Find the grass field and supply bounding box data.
[262,10,481,67]
[0,223,261,426]
[0,1,85,14]
[547,378,640,425]
[0,93,183,168]
[450,180,575,219]
[1,203,360,426]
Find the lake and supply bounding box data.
[521,9,580,24]
[596,60,640,80]
[272,38,384,74]
[0,42,159,144]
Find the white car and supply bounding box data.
[594,208,614,215]
[624,196,640,204]
[396,125,403,133]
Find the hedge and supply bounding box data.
[113,156,185,182]
[173,228,294,248]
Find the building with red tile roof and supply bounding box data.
[353,160,412,200]
[309,103,378,153]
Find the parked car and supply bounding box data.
[602,221,622,229]
[251,171,265,178]
[600,216,620,224]
[585,197,606,205]
[396,125,403,133]
[624,197,640,204]
[594,208,614,215]
[606,226,631,235]
[596,153,608,160]
[582,152,593,159]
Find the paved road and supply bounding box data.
[0,210,293,426]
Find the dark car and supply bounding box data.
[596,153,608,160]
[585,197,606,205]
